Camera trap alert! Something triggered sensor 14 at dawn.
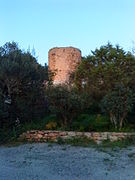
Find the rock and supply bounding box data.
[67,132,76,137]
[18,130,135,143]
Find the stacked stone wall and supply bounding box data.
[19,130,135,144]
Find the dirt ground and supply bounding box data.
[0,143,135,180]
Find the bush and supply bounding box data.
[101,84,135,129]
[19,115,57,132]
[45,122,57,130]
[0,42,49,128]
[72,114,110,132]
[47,85,85,127]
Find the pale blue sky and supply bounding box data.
[0,0,135,64]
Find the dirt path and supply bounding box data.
[0,143,135,180]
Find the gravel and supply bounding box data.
[0,143,135,180]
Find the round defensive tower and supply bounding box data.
[48,47,81,84]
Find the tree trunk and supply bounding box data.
[110,112,117,129]
[62,116,67,128]
[119,112,127,130]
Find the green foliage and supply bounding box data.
[47,85,86,127]
[72,114,110,132]
[74,43,135,129]
[101,84,135,129]
[1,41,135,137]
[75,43,135,99]
[0,42,49,128]
[19,115,56,132]
[57,136,135,149]
[101,137,135,149]
[57,136,135,148]
[0,127,19,145]
[57,136,96,147]
[0,93,8,123]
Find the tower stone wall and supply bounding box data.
[48,47,81,84]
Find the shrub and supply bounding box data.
[101,84,135,129]
[0,42,49,128]
[47,85,86,128]
[45,122,57,130]
[72,114,110,132]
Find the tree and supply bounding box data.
[47,85,86,128]
[101,84,135,129]
[0,42,49,128]
[74,43,135,99]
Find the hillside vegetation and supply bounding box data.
[0,42,135,143]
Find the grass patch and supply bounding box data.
[57,136,97,147]
[1,134,135,149]
[56,136,135,149]
[20,115,57,132]
[101,138,135,149]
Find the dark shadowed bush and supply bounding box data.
[72,114,110,132]
[47,85,86,128]
[0,42,49,128]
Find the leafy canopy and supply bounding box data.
[0,42,48,127]
[75,43,135,98]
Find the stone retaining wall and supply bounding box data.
[19,130,135,144]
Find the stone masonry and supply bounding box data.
[19,130,135,144]
[48,47,81,84]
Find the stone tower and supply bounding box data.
[48,47,81,84]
